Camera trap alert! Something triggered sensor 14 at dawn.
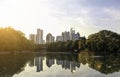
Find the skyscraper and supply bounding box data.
[70,28,75,40]
[46,33,54,44]
[36,29,43,44]
[72,33,80,41]
[56,36,63,42]
[29,34,37,44]
[62,31,70,42]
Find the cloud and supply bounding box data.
[90,8,120,33]
[0,0,120,39]
[103,8,120,20]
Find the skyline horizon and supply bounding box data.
[1,25,119,40]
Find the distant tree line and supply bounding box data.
[0,27,34,52]
[46,37,86,52]
[46,30,120,55]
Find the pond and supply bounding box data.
[0,52,119,77]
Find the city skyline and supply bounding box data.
[0,0,120,39]
[29,28,80,43]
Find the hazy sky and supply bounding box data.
[0,0,120,39]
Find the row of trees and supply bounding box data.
[46,37,86,52]
[0,27,34,52]
[46,30,120,55]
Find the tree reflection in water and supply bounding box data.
[78,50,120,74]
[0,53,35,77]
[0,51,119,77]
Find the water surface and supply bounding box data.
[0,52,119,77]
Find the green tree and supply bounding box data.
[86,30,120,55]
[0,27,34,52]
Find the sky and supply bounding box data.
[0,0,120,39]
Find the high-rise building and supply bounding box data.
[36,29,43,44]
[29,34,37,44]
[46,33,54,44]
[62,31,70,42]
[70,28,75,40]
[56,36,63,42]
[72,32,80,40]
[69,28,80,41]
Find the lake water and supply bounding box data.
[0,52,119,77]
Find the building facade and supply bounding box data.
[62,31,70,42]
[29,34,36,44]
[36,29,43,44]
[56,36,63,42]
[72,32,80,41]
[46,33,54,44]
[70,28,75,40]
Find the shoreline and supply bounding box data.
[0,51,78,55]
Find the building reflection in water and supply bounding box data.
[46,58,55,68]
[34,56,80,73]
[34,57,44,72]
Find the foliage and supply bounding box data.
[86,30,120,55]
[0,27,34,52]
[78,37,86,50]
[46,42,66,52]
[46,40,82,52]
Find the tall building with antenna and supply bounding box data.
[70,28,75,40]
